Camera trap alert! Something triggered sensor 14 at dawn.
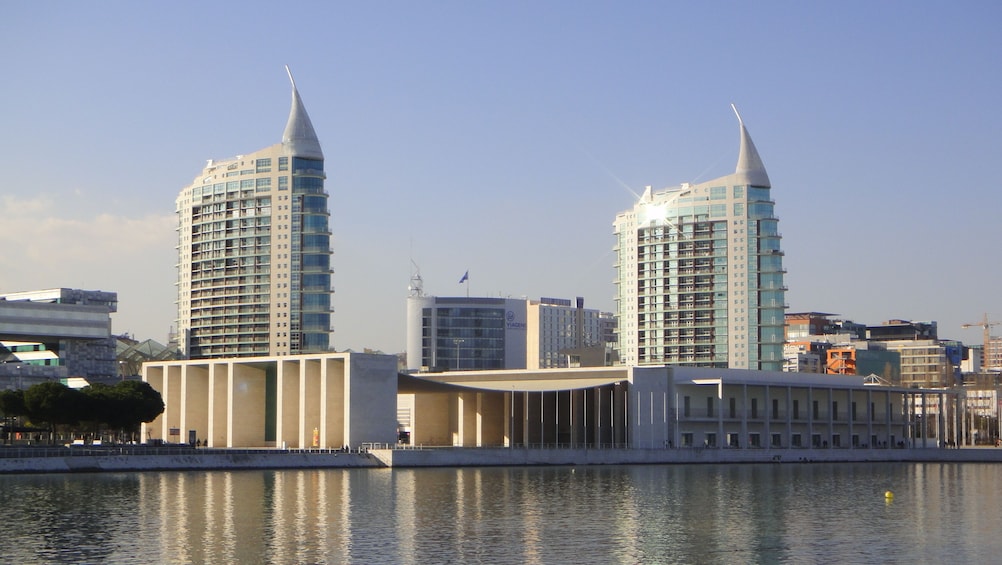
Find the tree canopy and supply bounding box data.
[7,380,164,441]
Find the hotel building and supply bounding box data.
[175,70,332,359]
[614,108,785,370]
[405,294,616,372]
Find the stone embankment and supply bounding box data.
[3,445,1002,474]
[0,446,379,474]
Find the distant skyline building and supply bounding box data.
[406,295,528,372]
[0,288,118,385]
[613,108,786,370]
[175,69,332,359]
[405,278,614,371]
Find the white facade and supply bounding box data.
[526,297,613,369]
[614,109,785,370]
[142,352,398,449]
[407,365,943,450]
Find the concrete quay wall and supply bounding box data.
[4,447,1002,474]
[0,450,380,474]
[370,446,1002,468]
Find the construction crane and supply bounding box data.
[962,313,1000,371]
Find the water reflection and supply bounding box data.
[2,463,1002,563]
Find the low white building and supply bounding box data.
[144,353,957,450]
[143,352,398,448]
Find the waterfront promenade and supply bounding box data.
[3,444,1002,473]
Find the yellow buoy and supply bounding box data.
[885,490,894,500]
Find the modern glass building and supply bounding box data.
[406,296,529,372]
[175,69,332,359]
[613,108,786,370]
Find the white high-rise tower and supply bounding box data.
[613,108,785,370]
[175,69,332,359]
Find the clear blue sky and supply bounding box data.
[2,2,999,352]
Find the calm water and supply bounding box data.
[1,462,1000,564]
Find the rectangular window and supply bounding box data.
[705,432,716,447]
[706,397,714,418]
[278,176,289,191]
[793,399,799,420]
[772,398,779,419]
[751,398,758,419]
[792,433,802,447]
[852,401,857,422]
[681,432,693,447]
[771,433,782,447]
[278,156,289,171]
[812,400,819,420]
[683,396,691,418]
[256,178,272,192]
[733,186,745,199]
[729,397,736,419]
[749,433,760,447]
[256,158,272,173]
[832,401,839,420]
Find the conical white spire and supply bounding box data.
[731,104,770,188]
[282,66,323,160]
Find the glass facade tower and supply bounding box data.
[613,108,786,371]
[175,70,332,359]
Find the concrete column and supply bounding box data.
[209,363,228,448]
[847,389,853,448]
[764,385,771,449]
[740,384,748,449]
[807,387,814,448]
[716,382,724,450]
[786,386,792,449]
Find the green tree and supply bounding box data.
[23,381,87,443]
[0,389,27,444]
[0,389,26,418]
[113,380,165,428]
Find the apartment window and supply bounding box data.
[278,156,289,171]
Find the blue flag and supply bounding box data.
[458,270,469,283]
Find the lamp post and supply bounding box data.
[453,338,465,370]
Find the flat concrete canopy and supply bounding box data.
[401,367,630,392]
